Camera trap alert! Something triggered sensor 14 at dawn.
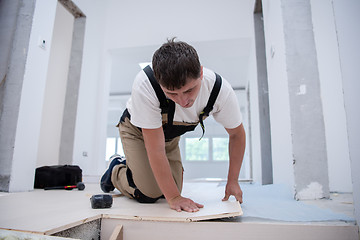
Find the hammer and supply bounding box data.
[44,182,85,191]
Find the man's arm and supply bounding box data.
[223,123,246,203]
[142,127,203,212]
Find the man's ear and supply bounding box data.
[200,66,204,79]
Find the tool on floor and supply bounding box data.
[44,182,85,191]
[90,194,113,209]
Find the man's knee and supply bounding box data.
[126,168,163,203]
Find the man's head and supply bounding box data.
[152,38,201,90]
[152,38,203,108]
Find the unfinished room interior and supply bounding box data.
[0,0,359,239]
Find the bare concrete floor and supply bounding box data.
[305,192,355,219]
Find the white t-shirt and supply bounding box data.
[126,67,242,130]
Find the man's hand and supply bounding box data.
[222,180,243,203]
[168,195,204,212]
[223,124,245,204]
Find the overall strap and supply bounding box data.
[143,65,168,110]
[199,72,222,140]
[143,65,175,125]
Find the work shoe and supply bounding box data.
[100,154,126,193]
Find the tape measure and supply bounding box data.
[90,194,113,209]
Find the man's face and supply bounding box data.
[160,67,203,108]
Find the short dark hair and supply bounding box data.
[152,38,201,90]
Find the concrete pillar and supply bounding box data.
[281,0,329,199]
[254,3,273,185]
[0,0,36,191]
[58,9,86,165]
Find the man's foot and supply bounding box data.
[100,154,126,193]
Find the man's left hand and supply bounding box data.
[222,180,243,203]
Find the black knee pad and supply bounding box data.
[134,189,162,203]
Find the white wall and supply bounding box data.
[10,0,57,191]
[261,0,354,194]
[310,0,352,192]
[332,0,360,225]
[262,0,295,187]
[261,0,355,194]
[72,0,110,175]
[37,2,74,167]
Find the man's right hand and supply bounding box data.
[168,195,204,212]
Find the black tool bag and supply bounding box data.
[34,165,82,188]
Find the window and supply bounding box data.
[105,137,124,161]
[106,138,116,160]
[106,94,129,161]
[185,138,209,161]
[213,138,229,161]
[184,137,229,162]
